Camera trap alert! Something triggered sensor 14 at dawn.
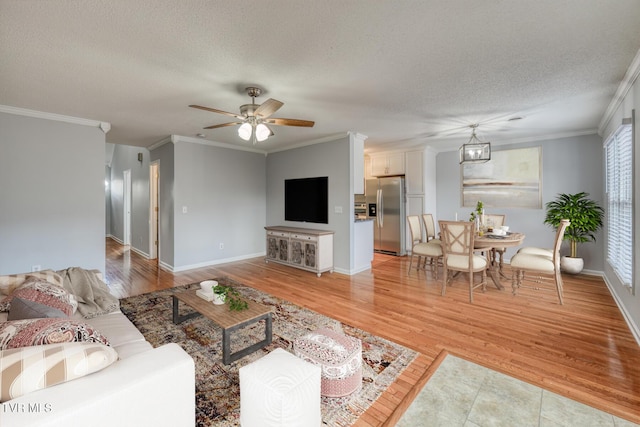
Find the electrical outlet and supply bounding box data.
[182,206,188,214]
[219,243,224,250]
[31,265,41,272]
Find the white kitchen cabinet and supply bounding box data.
[405,150,424,194]
[265,226,334,276]
[370,152,405,176]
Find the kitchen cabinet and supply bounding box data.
[265,226,334,276]
[405,150,424,195]
[370,152,405,176]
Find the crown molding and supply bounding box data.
[265,132,351,154]
[0,105,111,133]
[147,134,268,155]
[147,136,175,151]
[598,47,640,134]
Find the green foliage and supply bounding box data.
[212,285,249,311]
[544,192,604,258]
[469,200,484,222]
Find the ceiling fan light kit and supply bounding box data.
[255,123,270,142]
[459,124,491,164]
[238,123,252,140]
[190,86,314,145]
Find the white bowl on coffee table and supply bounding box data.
[200,280,218,293]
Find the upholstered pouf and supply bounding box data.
[294,327,362,405]
[239,348,321,427]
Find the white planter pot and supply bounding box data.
[212,293,226,305]
[561,256,584,274]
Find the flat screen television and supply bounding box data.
[284,176,328,224]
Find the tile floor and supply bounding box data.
[397,355,639,427]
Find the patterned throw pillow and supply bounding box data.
[0,270,64,297]
[0,277,75,316]
[7,297,68,321]
[0,342,118,401]
[0,318,111,350]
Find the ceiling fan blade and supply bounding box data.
[189,105,244,120]
[254,98,284,118]
[265,118,315,127]
[203,121,243,130]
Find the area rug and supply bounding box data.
[396,353,635,427]
[119,278,418,426]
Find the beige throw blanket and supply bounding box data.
[57,267,120,318]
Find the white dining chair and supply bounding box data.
[407,215,443,278]
[421,213,441,244]
[509,219,570,304]
[438,220,487,303]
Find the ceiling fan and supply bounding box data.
[189,86,315,144]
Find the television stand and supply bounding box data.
[264,226,334,276]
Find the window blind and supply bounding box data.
[605,123,633,287]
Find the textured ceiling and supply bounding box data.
[2,0,640,153]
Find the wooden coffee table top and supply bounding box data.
[173,289,273,329]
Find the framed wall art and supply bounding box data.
[462,146,542,208]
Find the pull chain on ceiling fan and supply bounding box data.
[189,86,314,145]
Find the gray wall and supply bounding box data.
[0,112,105,274]
[266,136,352,273]
[108,144,151,255]
[172,140,266,270]
[436,134,605,270]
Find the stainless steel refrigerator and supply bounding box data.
[365,177,406,255]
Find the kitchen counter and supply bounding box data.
[353,219,374,273]
[355,217,374,222]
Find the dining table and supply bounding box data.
[474,231,526,290]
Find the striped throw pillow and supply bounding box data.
[0,342,118,401]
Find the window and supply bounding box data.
[605,119,633,289]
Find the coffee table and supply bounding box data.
[172,289,273,365]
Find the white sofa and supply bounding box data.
[0,271,195,427]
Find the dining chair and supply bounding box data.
[421,214,441,244]
[509,219,570,304]
[407,215,443,278]
[438,220,487,303]
[484,214,506,272]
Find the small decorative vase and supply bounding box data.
[212,293,226,305]
[561,256,584,274]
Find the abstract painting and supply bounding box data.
[462,146,542,208]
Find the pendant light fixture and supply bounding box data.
[459,124,491,164]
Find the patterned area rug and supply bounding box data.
[120,278,417,426]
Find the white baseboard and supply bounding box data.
[129,246,150,259]
[107,235,150,259]
[601,273,640,346]
[108,235,124,245]
[334,265,371,275]
[169,252,266,273]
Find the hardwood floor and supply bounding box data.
[105,238,640,425]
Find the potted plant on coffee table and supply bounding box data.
[212,284,249,311]
[544,192,604,274]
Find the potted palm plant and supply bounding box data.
[544,192,604,274]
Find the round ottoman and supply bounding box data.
[294,327,362,405]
